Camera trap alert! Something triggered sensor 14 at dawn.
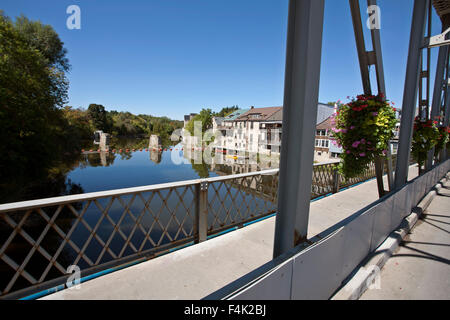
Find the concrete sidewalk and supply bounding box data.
[41,166,419,300]
[360,179,450,300]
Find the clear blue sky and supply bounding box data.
[1,0,443,120]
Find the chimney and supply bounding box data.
[250,106,254,109]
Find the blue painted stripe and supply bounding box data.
[20,258,147,300]
[169,241,194,253]
[243,213,276,227]
[207,227,238,240]
[20,284,65,300]
[311,195,325,202]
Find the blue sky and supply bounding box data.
[1,0,443,120]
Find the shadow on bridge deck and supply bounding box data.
[41,165,419,300]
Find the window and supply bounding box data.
[331,152,340,158]
[250,122,254,129]
[315,139,329,148]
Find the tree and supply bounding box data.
[185,108,213,136]
[0,14,70,180]
[88,104,108,131]
[214,105,239,117]
[13,14,70,72]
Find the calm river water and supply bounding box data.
[0,138,280,296]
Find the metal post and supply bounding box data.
[332,168,340,194]
[442,86,450,160]
[349,0,372,95]
[368,0,386,97]
[427,45,448,168]
[194,182,208,243]
[386,142,394,191]
[368,0,390,195]
[350,0,389,196]
[367,0,397,193]
[394,0,430,189]
[273,0,325,258]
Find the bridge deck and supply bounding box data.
[41,166,419,300]
[360,178,450,300]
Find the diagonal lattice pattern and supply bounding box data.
[0,186,196,298]
[0,160,389,299]
[311,163,338,198]
[207,173,278,234]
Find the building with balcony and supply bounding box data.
[211,104,337,162]
[314,116,343,162]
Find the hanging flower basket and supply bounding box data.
[411,117,440,166]
[433,125,449,157]
[332,94,397,178]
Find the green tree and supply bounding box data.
[13,15,70,72]
[0,15,69,180]
[185,108,213,136]
[88,104,108,131]
[214,105,239,117]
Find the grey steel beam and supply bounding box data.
[368,0,395,192]
[443,80,450,160]
[368,0,386,96]
[427,44,448,167]
[273,0,325,258]
[394,0,430,189]
[350,0,389,196]
[350,0,372,95]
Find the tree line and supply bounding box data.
[0,12,182,187]
[63,103,183,141]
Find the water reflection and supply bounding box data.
[149,148,162,164]
[0,138,280,297]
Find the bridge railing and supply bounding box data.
[0,159,392,299]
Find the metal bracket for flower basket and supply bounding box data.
[349,0,392,197]
[423,27,450,48]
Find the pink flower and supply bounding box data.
[359,153,366,157]
[341,129,348,133]
[372,112,378,116]
[346,150,351,154]
[350,126,355,130]
[361,138,366,144]
[352,141,360,148]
